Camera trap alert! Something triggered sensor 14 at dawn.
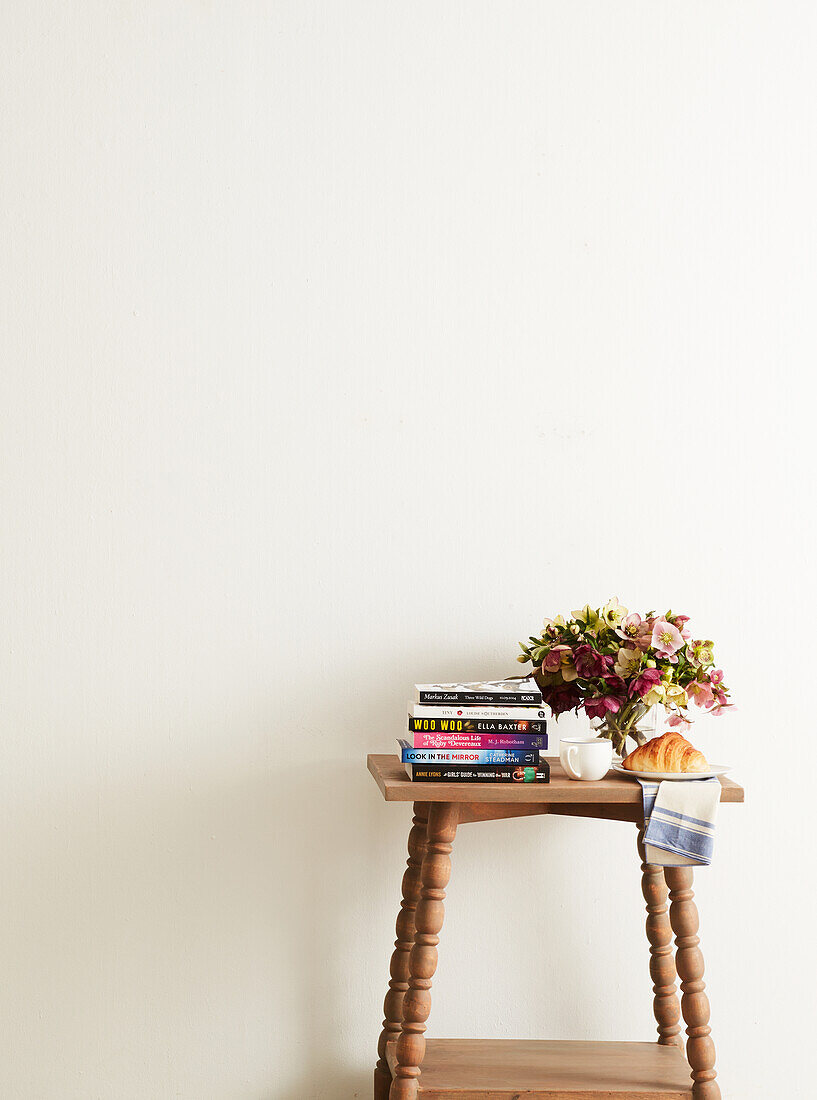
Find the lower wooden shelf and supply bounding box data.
[385,1038,693,1099]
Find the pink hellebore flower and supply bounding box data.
[629,667,662,698]
[710,668,724,686]
[584,694,622,720]
[667,713,692,729]
[688,680,715,710]
[651,619,685,660]
[543,646,568,673]
[615,613,643,642]
[634,620,655,653]
[711,700,733,716]
[542,645,579,681]
[670,613,692,640]
[584,675,627,720]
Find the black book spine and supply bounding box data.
[408,761,551,783]
[408,717,547,735]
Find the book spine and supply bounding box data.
[400,747,540,765]
[415,691,542,706]
[409,704,546,720]
[408,763,551,783]
[408,716,547,735]
[410,732,548,750]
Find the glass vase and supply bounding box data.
[592,702,658,758]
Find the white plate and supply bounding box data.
[611,762,731,782]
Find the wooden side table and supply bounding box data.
[368,754,744,1100]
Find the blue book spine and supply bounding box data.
[398,739,539,765]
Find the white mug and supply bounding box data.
[559,736,613,781]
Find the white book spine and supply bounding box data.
[408,702,546,720]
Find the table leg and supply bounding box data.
[390,802,458,1100]
[664,866,721,1100]
[374,804,429,1100]
[637,828,682,1047]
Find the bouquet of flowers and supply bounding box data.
[517,599,732,755]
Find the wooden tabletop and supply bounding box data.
[368,754,745,805]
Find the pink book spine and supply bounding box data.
[411,732,547,750]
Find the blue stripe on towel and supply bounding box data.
[652,806,716,830]
[637,777,720,867]
[640,782,660,819]
[648,823,714,862]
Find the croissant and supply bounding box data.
[622,732,708,773]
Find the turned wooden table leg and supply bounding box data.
[390,802,458,1100]
[664,866,720,1100]
[637,828,682,1048]
[374,804,429,1100]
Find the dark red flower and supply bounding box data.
[574,644,609,678]
[544,683,582,715]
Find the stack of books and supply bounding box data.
[399,680,550,784]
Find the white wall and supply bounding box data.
[2,3,815,1097]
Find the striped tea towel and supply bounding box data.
[638,777,721,866]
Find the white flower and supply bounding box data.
[602,597,628,627]
[614,647,640,678]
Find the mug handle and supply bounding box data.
[566,744,581,780]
